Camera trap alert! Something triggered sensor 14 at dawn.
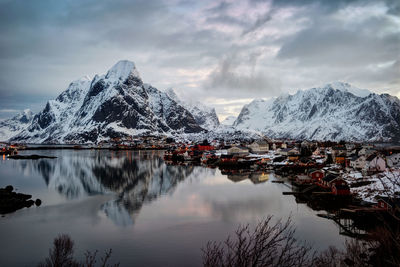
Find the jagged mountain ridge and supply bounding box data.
[165,88,220,130]
[0,109,34,141]
[234,82,400,141]
[11,60,206,143]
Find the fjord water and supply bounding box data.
[0,150,346,266]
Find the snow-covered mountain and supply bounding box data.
[0,109,34,141]
[11,60,204,143]
[220,116,236,126]
[234,82,400,141]
[165,88,220,130]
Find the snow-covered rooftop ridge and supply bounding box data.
[105,60,141,81]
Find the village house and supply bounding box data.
[387,153,400,168]
[331,146,347,163]
[278,147,299,157]
[349,155,366,170]
[375,196,400,216]
[363,154,386,173]
[332,183,351,196]
[312,147,322,156]
[227,146,249,156]
[358,148,377,157]
[248,139,269,154]
[319,173,347,189]
[308,169,325,182]
[301,140,313,148]
[345,143,356,151]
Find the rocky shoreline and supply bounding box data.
[0,186,41,214]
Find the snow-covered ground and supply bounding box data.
[344,169,400,203]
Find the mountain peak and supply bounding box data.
[323,81,371,97]
[105,60,141,82]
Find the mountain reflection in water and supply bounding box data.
[15,150,215,226]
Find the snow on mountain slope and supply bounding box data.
[165,88,220,130]
[220,116,237,126]
[11,60,204,143]
[0,109,34,141]
[234,82,400,141]
[326,81,371,97]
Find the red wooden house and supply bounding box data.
[308,169,324,182]
[318,174,346,189]
[332,184,350,196]
[194,144,215,151]
[376,196,400,213]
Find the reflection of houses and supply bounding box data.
[227,146,249,156]
[249,172,269,184]
[226,171,269,184]
[248,140,269,154]
[227,174,249,183]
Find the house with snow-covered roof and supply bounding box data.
[363,154,386,174]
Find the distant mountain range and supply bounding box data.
[1,61,399,143]
[233,82,400,142]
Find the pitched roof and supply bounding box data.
[334,184,350,190]
[377,196,400,208]
[322,173,339,182]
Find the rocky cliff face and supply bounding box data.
[11,60,204,143]
[165,88,220,130]
[234,82,400,141]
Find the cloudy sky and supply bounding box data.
[0,0,399,120]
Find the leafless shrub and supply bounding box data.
[202,216,315,267]
[38,234,80,267]
[38,234,119,267]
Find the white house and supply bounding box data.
[248,140,269,154]
[387,153,400,168]
[364,155,386,173]
[359,148,377,157]
[350,155,366,170]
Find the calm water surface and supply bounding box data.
[0,150,347,266]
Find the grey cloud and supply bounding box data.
[204,53,281,98]
[242,13,272,36]
[0,0,398,119]
[278,28,400,67]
